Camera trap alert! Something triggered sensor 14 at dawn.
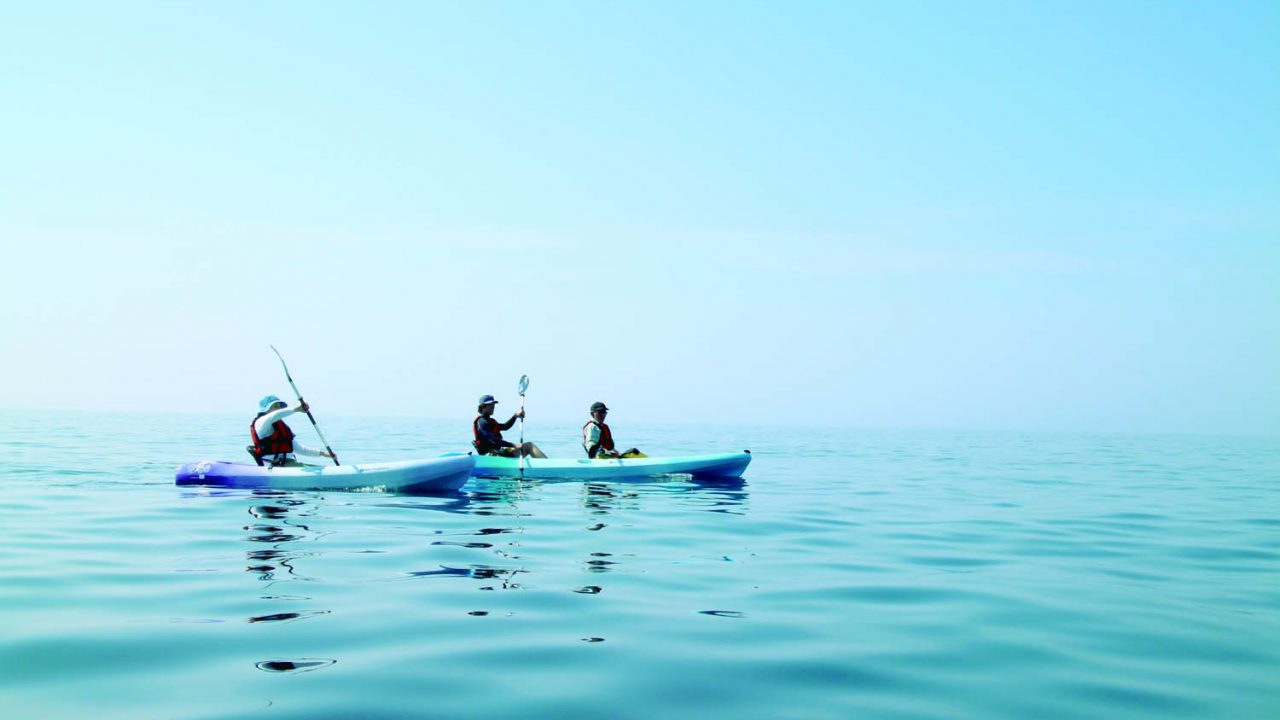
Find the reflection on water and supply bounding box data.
[463,475,751,517]
[582,482,641,515]
[254,659,336,674]
[405,566,477,578]
[440,476,754,640]
[373,491,472,515]
[236,491,338,673]
[584,554,617,573]
[697,610,747,619]
[405,565,518,582]
[581,477,750,516]
[243,493,317,582]
[227,476,750,675]
[248,610,330,624]
[687,477,749,515]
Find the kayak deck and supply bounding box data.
[471,450,751,481]
[175,453,476,493]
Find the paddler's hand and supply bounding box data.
[515,410,525,420]
[297,401,310,414]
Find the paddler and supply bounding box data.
[473,394,547,458]
[250,395,335,467]
[583,402,645,459]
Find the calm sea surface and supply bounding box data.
[1,411,1276,719]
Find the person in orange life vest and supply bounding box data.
[250,395,335,467]
[582,402,643,459]
[473,394,547,458]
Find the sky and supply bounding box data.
[1,1,1277,435]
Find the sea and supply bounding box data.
[1,410,1276,720]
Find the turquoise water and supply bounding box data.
[1,411,1277,719]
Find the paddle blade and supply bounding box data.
[518,374,529,395]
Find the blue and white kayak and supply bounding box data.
[175,453,475,493]
[471,450,751,481]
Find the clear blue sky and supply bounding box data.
[2,1,1277,435]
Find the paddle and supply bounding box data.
[269,345,340,466]
[517,374,529,478]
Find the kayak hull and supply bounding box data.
[471,451,751,481]
[175,453,476,493]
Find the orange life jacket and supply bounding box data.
[583,420,614,457]
[473,415,504,455]
[250,418,296,463]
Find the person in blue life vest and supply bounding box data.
[473,394,547,458]
[583,402,645,459]
[250,395,335,467]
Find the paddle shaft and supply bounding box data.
[270,345,340,466]
[518,391,526,478]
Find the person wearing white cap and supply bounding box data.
[472,394,546,458]
[582,402,644,459]
[249,395,335,467]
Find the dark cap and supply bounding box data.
[478,394,498,405]
[590,401,609,413]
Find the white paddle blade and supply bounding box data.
[518,374,530,395]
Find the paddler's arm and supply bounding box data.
[293,442,334,459]
[286,403,333,458]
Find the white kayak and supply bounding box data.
[471,450,751,481]
[175,453,475,493]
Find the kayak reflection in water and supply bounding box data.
[249,395,335,467]
[583,402,645,459]
[472,394,547,458]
